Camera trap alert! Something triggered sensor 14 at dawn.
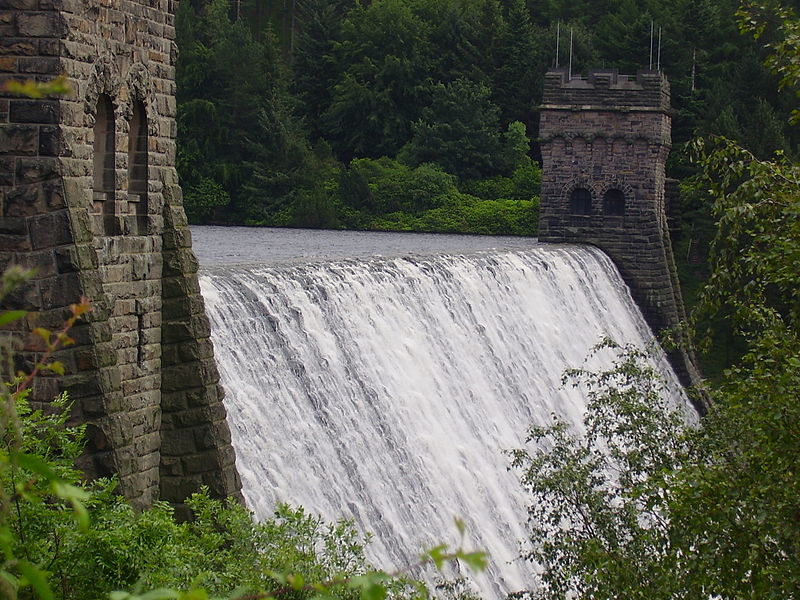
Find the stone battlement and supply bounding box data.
[542,69,670,111]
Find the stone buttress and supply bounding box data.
[0,0,241,509]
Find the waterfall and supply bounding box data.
[198,244,684,599]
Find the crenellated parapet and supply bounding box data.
[0,0,241,510]
[541,69,670,111]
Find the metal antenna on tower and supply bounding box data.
[691,48,696,91]
[568,28,573,79]
[657,26,662,71]
[649,20,654,70]
[555,21,561,68]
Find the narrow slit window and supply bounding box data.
[604,188,626,216]
[570,187,592,215]
[93,95,117,235]
[127,101,149,234]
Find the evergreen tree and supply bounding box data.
[291,0,346,142]
[493,0,544,128]
[400,78,504,180]
[322,0,434,161]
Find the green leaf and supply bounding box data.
[0,569,19,592]
[17,561,53,600]
[32,327,51,342]
[457,551,488,572]
[0,310,26,326]
[453,516,466,537]
[424,544,449,569]
[287,574,304,591]
[71,497,90,531]
[44,361,65,376]
[51,481,90,502]
[0,526,13,560]
[360,582,387,600]
[13,452,57,480]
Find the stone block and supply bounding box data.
[159,473,202,503]
[160,390,187,412]
[37,124,61,156]
[0,38,36,56]
[9,99,59,124]
[18,56,60,74]
[38,271,81,307]
[0,216,26,234]
[29,209,72,248]
[0,123,38,155]
[160,455,183,476]
[17,12,65,37]
[160,427,198,456]
[16,156,59,184]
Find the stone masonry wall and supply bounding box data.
[0,0,241,508]
[538,69,702,391]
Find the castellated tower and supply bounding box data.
[0,0,241,510]
[539,69,701,390]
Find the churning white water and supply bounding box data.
[197,241,683,599]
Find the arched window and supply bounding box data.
[93,94,116,235]
[570,187,592,215]
[604,188,625,216]
[127,101,148,234]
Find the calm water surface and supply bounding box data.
[190,226,539,266]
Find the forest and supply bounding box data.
[175,0,798,236]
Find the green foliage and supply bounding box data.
[690,136,799,346]
[176,0,323,227]
[321,0,433,161]
[369,195,538,236]
[340,158,457,215]
[462,157,541,202]
[492,0,542,128]
[175,0,799,233]
[509,340,690,600]
[182,178,230,223]
[400,78,504,180]
[512,9,800,592]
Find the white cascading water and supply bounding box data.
[198,245,684,599]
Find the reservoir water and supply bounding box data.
[191,226,684,598]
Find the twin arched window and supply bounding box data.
[569,186,626,216]
[92,96,148,235]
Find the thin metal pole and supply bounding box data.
[691,48,696,90]
[568,28,573,79]
[649,20,654,70]
[555,22,560,68]
[657,26,662,71]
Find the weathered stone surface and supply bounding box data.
[9,99,59,124]
[0,123,38,155]
[1,0,242,508]
[538,68,703,394]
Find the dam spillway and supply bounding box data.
[193,228,684,598]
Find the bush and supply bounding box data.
[340,158,457,215]
[369,193,538,236]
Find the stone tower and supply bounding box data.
[538,69,701,389]
[0,0,241,509]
